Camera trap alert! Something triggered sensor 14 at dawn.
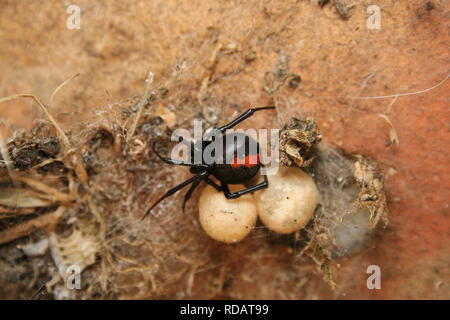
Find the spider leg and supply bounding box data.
[172,133,193,147]
[182,178,202,213]
[143,171,208,219]
[182,176,224,212]
[204,106,275,140]
[204,177,222,191]
[172,134,203,155]
[222,173,268,199]
[153,142,208,168]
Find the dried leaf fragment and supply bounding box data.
[280,117,322,167]
[353,155,389,229]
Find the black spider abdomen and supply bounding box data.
[210,132,261,184]
[211,164,260,184]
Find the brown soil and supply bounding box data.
[0,0,448,299]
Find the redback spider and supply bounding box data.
[143,106,276,218]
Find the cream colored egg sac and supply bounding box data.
[198,184,258,243]
[255,167,319,234]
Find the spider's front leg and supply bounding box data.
[204,106,275,140]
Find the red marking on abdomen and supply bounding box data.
[231,154,260,169]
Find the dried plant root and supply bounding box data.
[0,207,64,245]
[0,94,70,150]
